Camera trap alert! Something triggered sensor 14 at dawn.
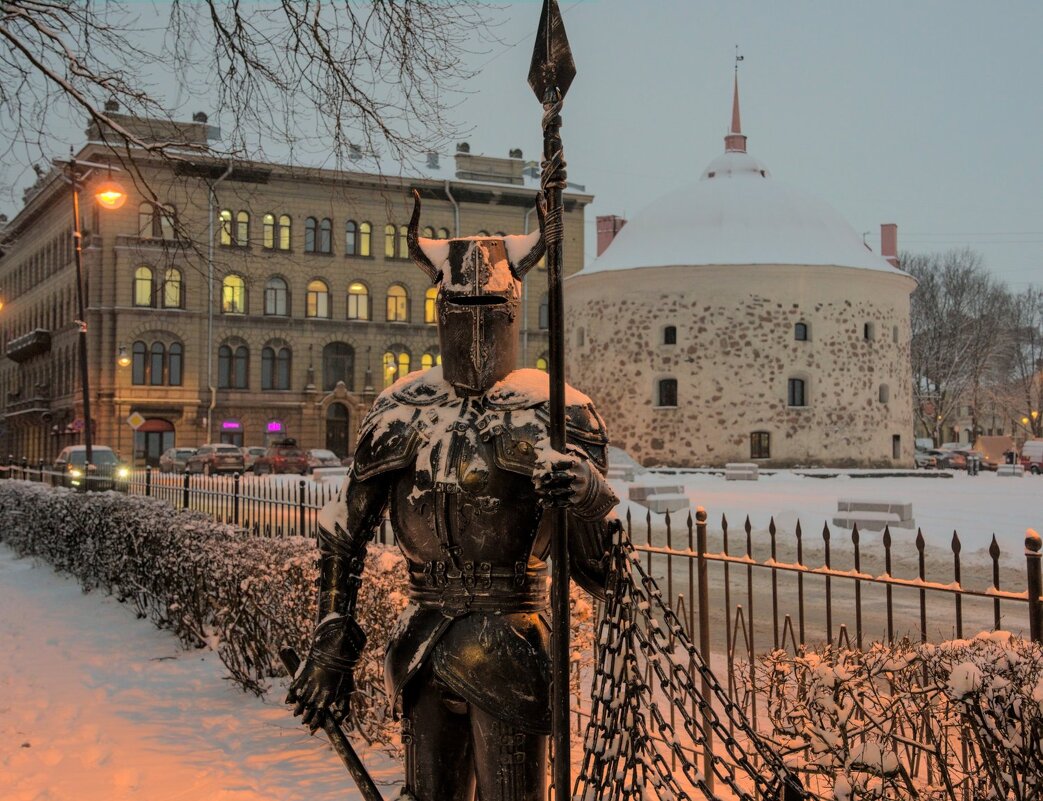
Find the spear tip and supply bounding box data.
[528,0,576,101]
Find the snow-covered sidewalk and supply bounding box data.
[0,543,396,801]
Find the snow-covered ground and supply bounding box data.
[2,469,1041,799]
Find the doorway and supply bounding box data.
[134,419,175,466]
[326,403,350,458]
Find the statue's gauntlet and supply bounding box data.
[309,613,367,673]
[572,462,619,521]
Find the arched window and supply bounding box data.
[657,378,678,407]
[787,377,806,407]
[863,322,876,341]
[750,431,771,459]
[262,213,275,249]
[233,345,248,388]
[221,275,245,314]
[264,277,288,316]
[538,293,549,330]
[149,342,165,386]
[304,217,317,253]
[398,225,408,258]
[319,218,332,253]
[168,343,183,386]
[262,346,292,390]
[278,215,292,250]
[536,355,548,372]
[132,341,147,385]
[879,384,890,404]
[158,205,176,240]
[424,287,438,324]
[795,322,808,341]
[437,227,450,240]
[382,348,411,387]
[162,268,182,309]
[663,326,676,345]
[476,230,489,237]
[386,284,408,322]
[134,266,154,307]
[422,226,435,238]
[323,342,354,391]
[421,351,441,369]
[347,281,370,320]
[359,222,372,256]
[218,345,231,388]
[384,224,396,258]
[236,211,250,245]
[307,279,330,318]
[219,209,233,246]
[345,221,358,255]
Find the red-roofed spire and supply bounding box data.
[725,50,747,153]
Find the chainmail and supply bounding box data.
[572,528,808,801]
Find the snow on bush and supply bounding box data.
[757,632,1043,800]
[0,481,595,749]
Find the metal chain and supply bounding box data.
[573,532,808,801]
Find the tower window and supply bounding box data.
[794,322,808,341]
[663,326,677,345]
[657,378,678,407]
[751,431,771,459]
[787,378,806,407]
[864,322,876,341]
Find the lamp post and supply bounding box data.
[57,157,125,479]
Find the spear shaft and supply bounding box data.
[529,2,576,798]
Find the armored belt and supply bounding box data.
[408,561,550,615]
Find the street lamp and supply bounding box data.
[117,345,131,368]
[57,157,126,478]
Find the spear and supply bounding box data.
[529,2,576,799]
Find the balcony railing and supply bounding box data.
[5,329,51,362]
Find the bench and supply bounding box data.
[724,462,759,481]
[628,484,688,514]
[997,464,1025,478]
[833,498,915,531]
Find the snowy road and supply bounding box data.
[0,544,396,801]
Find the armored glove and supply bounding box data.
[287,613,367,732]
[534,448,618,520]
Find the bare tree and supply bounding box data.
[992,286,1043,439]
[0,0,492,204]
[903,248,1011,444]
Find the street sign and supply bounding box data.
[127,412,146,430]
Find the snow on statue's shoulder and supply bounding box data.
[386,366,452,406]
[486,369,592,409]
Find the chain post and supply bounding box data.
[182,468,190,510]
[144,464,152,497]
[1026,529,1043,643]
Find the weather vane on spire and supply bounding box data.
[735,44,744,72]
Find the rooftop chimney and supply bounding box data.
[104,99,120,113]
[880,223,899,268]
[348,143,362,162]
[456,142,470,153]
[508,148,523,159]
[596,215,627,256]
[192,111,209,123]
[426,151,439,169]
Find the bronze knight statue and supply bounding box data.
[287,192,619,801]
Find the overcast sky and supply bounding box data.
[4,1,1040,290]
[457,0,1042,287]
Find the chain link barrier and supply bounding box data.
[572,530,809,801]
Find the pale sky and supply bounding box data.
[4,1,1040,290]
[457,0,1042,288]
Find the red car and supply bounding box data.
[253,439,309,475]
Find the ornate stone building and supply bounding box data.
[0,113,590,465]
[566,80,916,468]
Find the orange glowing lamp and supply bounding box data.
[95,180,127,210]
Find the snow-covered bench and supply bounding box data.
[628,484,688,515]
[833,498,915,531]
[724,462,759,481]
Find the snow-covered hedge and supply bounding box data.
[0,481,595,748]
[758,633,1043,800]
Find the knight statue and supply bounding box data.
[287,191,619,801]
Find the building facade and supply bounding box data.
[566,79,917,468]
[0,115,591,465]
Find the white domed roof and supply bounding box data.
[582,149,903,276]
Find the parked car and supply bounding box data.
[306,448,342,473]
[241,446,268,471]
[185,443,245,475]
[53,445,129,491]
[914,449,938,469]
[253,439,309,475]
[927,449,961,469]
[1020,439,1043,475]
[158,447,197,473]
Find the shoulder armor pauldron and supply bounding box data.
[390,372,451,406]
[353,405,424,482]
[482,410,543,476]
[534,401,610,473]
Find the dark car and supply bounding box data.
[253,439,309,475]
[53,445,129,491]
[159,447,197,473]
[306,448,342,473]
[185,443,246,475]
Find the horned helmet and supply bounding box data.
[408,190,545,394]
